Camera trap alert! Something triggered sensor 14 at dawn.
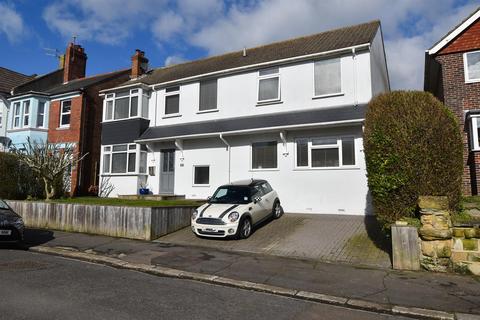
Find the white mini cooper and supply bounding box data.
[191,179,283,239]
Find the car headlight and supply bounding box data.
[228,211,240,223]
[192,209,198,220]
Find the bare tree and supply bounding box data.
[13,138,87,200]
[99,176,115,198]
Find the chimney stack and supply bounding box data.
[63,43,87,82]
[131,49,149,79]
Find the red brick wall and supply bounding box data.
[439,20,480,55]
[434,52,480,195]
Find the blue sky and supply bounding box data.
[0,0,478,89]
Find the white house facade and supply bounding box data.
[99,21,389,215]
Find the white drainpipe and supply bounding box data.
[219,133,231,183]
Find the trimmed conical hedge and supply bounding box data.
[363,91,463,231]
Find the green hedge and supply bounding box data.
[0,152,44,199]
[363,91,463,230]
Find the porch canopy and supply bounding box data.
[135,104,366,143]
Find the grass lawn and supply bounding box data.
[49,197,203,208]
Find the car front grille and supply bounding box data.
[196,218,226,225]
[197,229,226,236]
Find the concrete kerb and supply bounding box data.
[29,245,467,320]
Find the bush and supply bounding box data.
[0,152,44,199]
[363,91,463,231]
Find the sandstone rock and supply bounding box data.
[467,262,480,276]
[453,238,464,250]
[420,257,448,272]
[453,228,465,238]
[475,227,480,238]
[451,251,469,262]
[421,240,452,258]
[464,228,476,239]
[419,227,452,240]
[462,239,478,251]
[467,253,480,262]
[421,241,435,257]
[418,196,448,210]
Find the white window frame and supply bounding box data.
[312,57,343,99]
[13,102,21,129]
[103,89,146,122]
[464,50,480,83]
[192,165,210,186]
[164,86,181,117]
[59,99,71,128]
[470,116,480,150]
[250,140,279,171]
[257,67,281,104]
[37,101,46,128]
[294,136,357,169]
[101,143,147,175]
[22,100,30,127]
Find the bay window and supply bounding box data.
[252,141,278,169]
[13,102,21,128]
[102,144,147,174]
[37,101,45,128]
[258,68,280,103]
[104,89,148,121]
[295,137,356,168]
[464,51,480,83]
[23,100,30,127]
[314,57,342,96]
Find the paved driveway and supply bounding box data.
[157,214,392,268]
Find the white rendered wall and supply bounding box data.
[150,51,373,127]
[144,125,370,215]
[0,99,7,137]
[370,30,390,97]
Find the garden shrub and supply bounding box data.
[0,152,44,199]
[363,91,463,231]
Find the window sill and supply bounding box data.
[193,184,210,187]
[256,100,283,107]
[293,166,360,171]
[249,168,280,172]
[312,92,345,99]
[101,173,148,177]
[57,126,70,130]
[465,79,480,84]
[162,114,182,119]
[101,116,149,124]
[196,109,219,114]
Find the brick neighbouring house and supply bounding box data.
[45,43,131,195]
[425,7,480,195]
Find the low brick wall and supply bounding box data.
[7,201,196,241]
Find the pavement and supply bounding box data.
[160,213,392,268]
[16,228,480,319]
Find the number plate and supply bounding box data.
[0,230,12,236]
[205,228,216,232]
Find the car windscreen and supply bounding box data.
[0,200,9,210]
[209,186,252,204]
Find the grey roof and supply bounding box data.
[45,69,130,95]
[137,104,366,142]
[0,67,36,96]
[123,20,380,87]
[12,69,64,97]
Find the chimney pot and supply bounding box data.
[131,49,149,79]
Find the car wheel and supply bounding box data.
[272,201,283,219]
[237,217,252,239]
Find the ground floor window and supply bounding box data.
[470,115,480,151]
[102,143,147,174]
[252,141,277,169]
[295,136,356,168]
[193,165,210,185]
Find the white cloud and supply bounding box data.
[165,55,188,66]
[0,3,26,43]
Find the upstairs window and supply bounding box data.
[23,100,30,127]
[60,100,71,127]
[295,137,356,168]
[252,141,278,169]
[258,68,280,103]
[104,89,145,121]
[37,101,45,128]
[165,86,180,115]
[199,79,218,111]
[314,57,342,96]
[13,102,21,128]
[465,51,480,83]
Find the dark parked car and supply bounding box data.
[0,200,24,244]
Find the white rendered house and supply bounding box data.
[99,21,390,215]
